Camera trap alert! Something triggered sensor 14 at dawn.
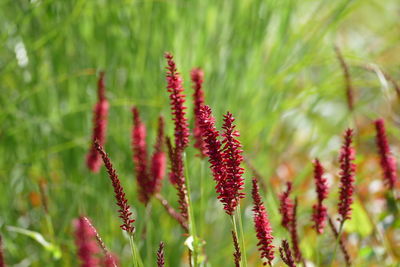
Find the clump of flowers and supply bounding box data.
[374,118,397,190]
[191,68,207,157]
[279,240,296,267]
[86,72,109,173]
[74,216,100,267]
[338,128,356,224]
[311,159,329,234]
[279,182,294,230]
[251,178,274,266]
[198,106,245,215]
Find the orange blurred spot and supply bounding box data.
[29,192,41,207]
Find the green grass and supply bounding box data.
[1,0,399,266]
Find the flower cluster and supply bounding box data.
[157,242,165,267]
[251,178,274,265]
[311,159,329,234]
[95,141,135,234]
[86,72,109,173]
[198,106,245,215]
[279,182,294,230]
[338,128,356,224]
[375,118,397,189]
[191,68,207,157]
[165,53,190,150]
[231,230,241,267]
[279,240,296,267]
[132,108,166,204]
[74,216,100,267]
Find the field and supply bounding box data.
[0,0,399,266]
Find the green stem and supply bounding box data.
[315,234,320,266]
[129,235,144,267]
[199,159,205,237]
[230,215,241,266]
[330,222,344,267]
[236,205,248,267]
[145,203,152,267]
[184,152,199,267]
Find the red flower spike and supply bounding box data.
[198,105,224,185]
[95,141,135,234]
[165,53,190,150]
[279,182,294,230]
[191,68,207,157]
[82,217,119,267]
[252,178,275,266]
[86,72,109,173]
[74,216,100,267]
[219,112,246,215]
[157,242,165,267]
[231,231,241,267]
[290,198,303,263]
[311,159,329,234]
[338,128,356,224]
[150,116,166,195]
[279,240,296,267]
[375,118,397,190]
[131,107,151,204]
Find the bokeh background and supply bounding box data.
[1,0,399,266]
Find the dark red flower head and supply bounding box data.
[279,240,296,267]
[375,118,397,190]
[131,107,151,204]
[252,178,275,265]
[312,159,329,234]
[338,128,356,224]
[219,112,246,215]
[165,53,190,150]
[279,182,294,230]
[74,216,100,267]
[0,235,5,267]
[191,68,207,157]
[86,72,109,173]
[95,141,135,234]
[157,242,165,267]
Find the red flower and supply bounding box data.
[74,216,100,267]
[191,68,207,157]
[131,107,151,204]
[279,182,294,230]
[219,112,245,215]
[150,116,166,195]
[157,242,165,267]
[165,53,190,150]
[311,159,329,234]
[95,141,135,234]
[338,128,356,224]
[231,231,241,267]
[290,199,303,263]
[375,118,397,190]
[198,105,224,185]
[252,178,275,265]
[86,72,109,173]
[198,107,245,215]
[279,240,296,267]
[81,217,119,267]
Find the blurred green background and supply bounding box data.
[1,0,399,266]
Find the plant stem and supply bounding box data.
[184,152,199,267]
[330,221,344,267]
[236,205,248,267]
[145,203,152,267]
[129,235,144,267]
[199,159,205,236]
[315,234,320,266]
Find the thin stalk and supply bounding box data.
[230,215,241,267]
[145,203,153,267]
[330,222,344,267]
[129,235,144,267]
[184,152,199,267]
[199,159,205,236]
[236,205,248,267]
[315,234,320,266]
